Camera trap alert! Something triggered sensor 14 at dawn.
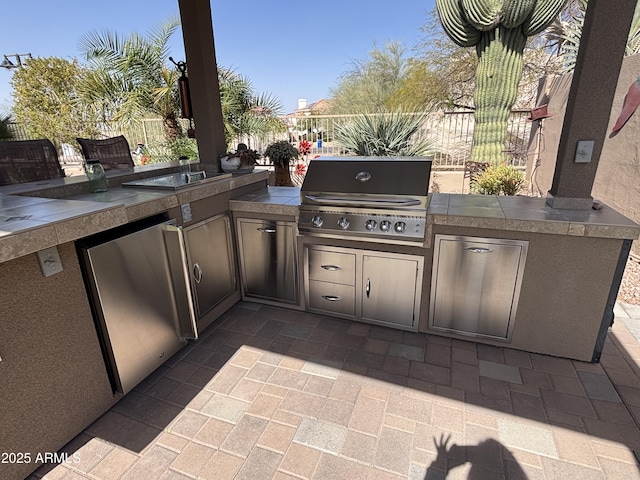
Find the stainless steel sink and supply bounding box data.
[121,171,231,191]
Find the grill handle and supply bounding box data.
[304,195,421,208]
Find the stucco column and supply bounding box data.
[178,0,226,169]
[547,0,637,209]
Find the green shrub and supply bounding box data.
[264,140,298,167]
[472,164,525,196]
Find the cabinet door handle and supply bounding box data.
[257,227,276,233]
[321,265,342,271]
[366,278,371,298]
[322,295,342,302]
[193,263,203,284]
[466,247,492,254]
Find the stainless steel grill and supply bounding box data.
[298,157,432,245]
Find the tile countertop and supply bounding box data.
[229,186,301,216]
[0,169,270,264]
[429,193,640,239]
[3,184,638,264]
[230,190,640,241]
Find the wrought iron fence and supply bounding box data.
[238,110,532,169]
[6,110,533,170]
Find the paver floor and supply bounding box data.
[29,301,640,479]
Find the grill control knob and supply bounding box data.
[394,221,407,233]
[380,220,392,232]
[311,215,323,227]
[365,219,378,231]
[337,217,350,229]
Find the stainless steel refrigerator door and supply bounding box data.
[85,221,188,394]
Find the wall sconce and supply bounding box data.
[1,53,32,70]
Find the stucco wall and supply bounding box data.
[527,53,640,252]
[0,242,115,480]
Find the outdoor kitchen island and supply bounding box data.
[0,165,271,480]
[230,187,640,363]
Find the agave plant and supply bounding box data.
[334,110,434,157]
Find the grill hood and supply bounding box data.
[300,156,432,204]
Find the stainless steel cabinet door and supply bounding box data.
[430,235,528,340]
[238,219,297,303]
[184,214,236,319]
[361,253,422,329]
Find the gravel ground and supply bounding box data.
[619,253,640,305]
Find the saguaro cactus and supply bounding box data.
[436,0,566,164]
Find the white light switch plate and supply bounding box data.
[37,246,63,277]
[575,140,595,163]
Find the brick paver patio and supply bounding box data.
[29,302,640,479]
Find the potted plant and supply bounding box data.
[220,143,260,173]
[264,140,298,186]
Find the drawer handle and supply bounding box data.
[321,295,342,302]
[257,227,276,233]
[321,265,342,271]
[466,247,492,254]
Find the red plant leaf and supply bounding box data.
[612,76,640,133]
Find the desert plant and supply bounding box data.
[334,110,434,156]
[226,143,260,168]
[472,164,525,195]
[167,136,199,161]
[264,140,298,186]
[435,0,566,165]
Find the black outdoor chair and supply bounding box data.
[0,139,65,186]
[76,135,135,171]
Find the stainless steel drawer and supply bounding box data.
[308,280,355,317]
[307,248,356,285]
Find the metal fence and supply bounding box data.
[236,110,533,169]
[6,110,533,170]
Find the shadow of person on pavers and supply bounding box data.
[424,434,528,479]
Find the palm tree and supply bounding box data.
[218,67,285,149]
[78,17,183,141]
[547,0,640,73]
